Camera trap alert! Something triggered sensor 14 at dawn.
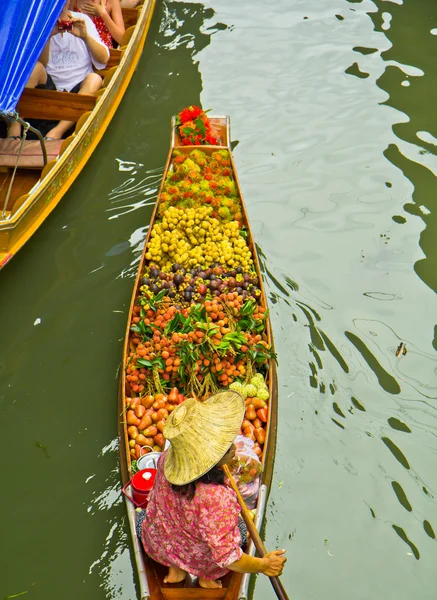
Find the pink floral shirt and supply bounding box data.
[141,451,243,580]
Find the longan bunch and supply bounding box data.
[145,206,253,270]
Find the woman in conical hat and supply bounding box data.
[138,390,286,589]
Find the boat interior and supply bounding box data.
[0,5,142,220]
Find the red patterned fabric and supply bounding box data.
[141,451,243,580]
[90,14,113,48]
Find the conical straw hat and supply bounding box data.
[163,390,244,485]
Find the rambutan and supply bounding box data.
[178,105,203,123]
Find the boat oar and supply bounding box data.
[223,464,290,600]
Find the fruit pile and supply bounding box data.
[159,149,241,222]
[127,388,184,458]
[125,133,274,464]
[128,292,273,396]
[146,206,252,270]
[175,106,218,146]
[139,264,262,305]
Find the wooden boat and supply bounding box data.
[119,115,278,600]
[0,1,156,270]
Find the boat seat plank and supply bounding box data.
[0,139,62,169]
[17,88,97,122]
[122,7,140,28]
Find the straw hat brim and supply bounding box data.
[163,390,244,486]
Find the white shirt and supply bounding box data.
[47,12,109,92]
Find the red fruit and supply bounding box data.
[256,408,268,423]
[168,387,179,403]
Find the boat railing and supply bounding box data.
[124,492,151,600]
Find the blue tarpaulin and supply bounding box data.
[0,0,66,114]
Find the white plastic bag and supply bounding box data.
[228,435,262,509]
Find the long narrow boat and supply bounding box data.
[119,114,278,600]
[0,1,156,270]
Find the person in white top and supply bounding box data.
[8,1,109,140]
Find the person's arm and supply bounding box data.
[196,486,287,578]
[82,0,125,45]
[39,39,51,67]
[69,15,109,64]
[227,550,286,576]
[39,25,60,66]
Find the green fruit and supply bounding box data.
[229,382,243,393]
[245,384,257,397]
[257,388,269,401]
[250,374,264,387]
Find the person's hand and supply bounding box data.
[82,0,107,17]
[260,550,287,577]
[68,13,89,40]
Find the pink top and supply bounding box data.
[141,451,243,580]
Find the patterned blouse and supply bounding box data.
[141,451,243,580]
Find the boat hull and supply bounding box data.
[119,117,278,600]
[0,0,156,269]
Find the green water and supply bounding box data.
[1,0,436,598]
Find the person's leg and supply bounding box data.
[45,73,102,140]
[8,62,47,138]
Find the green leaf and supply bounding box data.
[5,593,28,599]
[137,359,152,367]
[240,298,256,316]
[194,117,206,135]
[239,227,249,239]
[149,290,166,311]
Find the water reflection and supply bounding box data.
[256,232,436,571]
[107,159,162,220]
[86,439,136,599]
[369,0,437,349]
[392,525,420,559]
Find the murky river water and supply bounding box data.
[1,0,436,598]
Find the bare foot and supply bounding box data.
[164,566,187,584]
[199,578,222,589]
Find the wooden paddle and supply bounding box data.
[223,464,290,600]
